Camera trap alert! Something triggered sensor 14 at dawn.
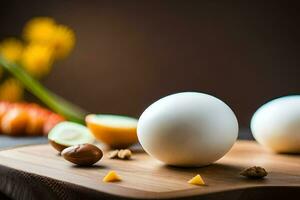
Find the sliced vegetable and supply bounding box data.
[48,121,95,152]
[86,114,138,149]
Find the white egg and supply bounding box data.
[137,92,238,167]
[251,95,300,153]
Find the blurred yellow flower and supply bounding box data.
[50,25,75,60]
[0,78,24,101]
[0,38,24,62]
[23,17,75,60]
[0,17,76,103]
[21,44,54,78]
[23,17,56,42]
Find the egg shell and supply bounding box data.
[251,95,300,153]
[137,92,238,167]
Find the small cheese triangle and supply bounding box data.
[188,174,205,186]
[103,171,121,182]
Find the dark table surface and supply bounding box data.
[0,136,47,149]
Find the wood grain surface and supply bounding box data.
[0,141,299,199]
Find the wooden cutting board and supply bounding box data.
[0,141,299,199]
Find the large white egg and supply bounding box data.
[251,95,300,153]
[137,92,238,167]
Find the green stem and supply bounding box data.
[0,56,87,124]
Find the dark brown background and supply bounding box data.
[0,0,299,130]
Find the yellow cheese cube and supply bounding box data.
[103,171,121,182]
[188,174,205,186]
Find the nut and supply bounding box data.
[240,166,268,179]
[118,149,132,159]
[61,144,103,166]
[108,149,132,160]
[107,150,119,159]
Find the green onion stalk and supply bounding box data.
[0,56,86,124]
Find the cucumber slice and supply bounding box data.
[48,122,95,152]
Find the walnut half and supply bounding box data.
[240,166,268,179]
[108,149,132,160]
[107,150,119,159]
[118,149,132,159]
